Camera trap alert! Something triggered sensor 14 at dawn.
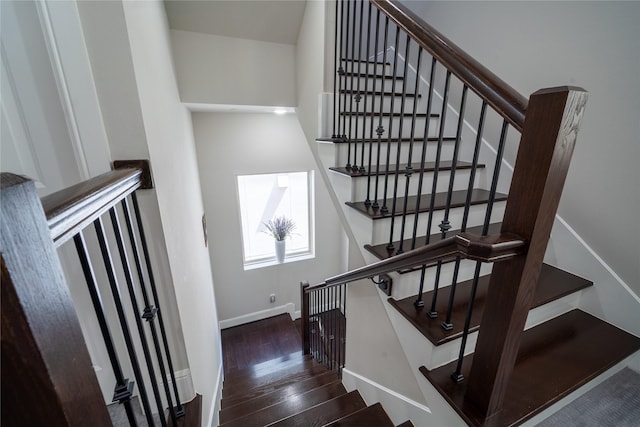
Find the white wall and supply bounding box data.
[294,0,427,406]
[399,0,640,296]
[171,29,296,107]
[121,3,223,426]
[192,112,346,323]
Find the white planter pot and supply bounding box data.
[275,240,286,263]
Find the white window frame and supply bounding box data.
[236,171,315,270]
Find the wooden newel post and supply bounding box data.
[1,174,111,426]
[465,87,588,424]
[301,281,311,355]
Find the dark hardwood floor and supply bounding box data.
[221,314,302,375]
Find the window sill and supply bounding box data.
[243,252,315,271]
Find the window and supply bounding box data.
[237,171,314,269]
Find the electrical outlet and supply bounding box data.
[269,294,276,303]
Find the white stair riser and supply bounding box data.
[348,167,484,202]
[343,76,413,93]
[333,137,454,167]
[340,94,420,114]
[339,115,439,140]
[370,201,506,246]
[385,260,495,301]
[340,61,390,75]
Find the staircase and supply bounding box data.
[218,354,412,426]
[304,1,640,426]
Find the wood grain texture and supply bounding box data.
[421,310,640,427]
[41,167,142,246]
[220,371,339,422]
[268,391,367,427]
[465,87,588,422]
[325,403,394,427]
[330,160,482,178]
[371,0,527,131]
[0,173,111,426]
[220,381,346,427]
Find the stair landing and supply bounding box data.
[420,309,640,426]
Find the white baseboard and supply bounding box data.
[219,303,296,329]
[168,369,195,405]
[208,363,223,427]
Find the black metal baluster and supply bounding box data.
[364,8,381,206]
[426,71,452,318]
[379,26,401,215]
[438,85,468,331]
[332,0,340,139]
[73,232,138,427]
[387,35,412,253]
[482,119,509,234]
[371,16,390,210]
[410,57,437,251]
[130,193,184,417]
[341,284,346,372]
[109,206,167,426]
[359,2,374,175]
[410,57,437,309]
[397,47,423,255]
[351,0,365,172]
[443,102,488,326]
[332,286,337,371]
[345,0,356,170]
[451,261,482,383]
[451,119,510,382]
[338,0,347,141]
[121,197,177,426]
[310,289,315,359]
[94,215,153,425]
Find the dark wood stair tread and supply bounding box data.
[220,371,340,421]
[223,353,309,385]
[388,263,593,346]
[330,160,483,178]
[346,189,507,219]
[340,89,421,98]
[396,421,414,427]
[365,222,501,264]
[340,112,436,118]
[420,309,640,426]
[317,136,456,144]
[267,390,366,427]
[324,403,394,427]
[220,381,346,427]
[222,361,330,400]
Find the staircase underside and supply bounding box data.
[420,309,640,427]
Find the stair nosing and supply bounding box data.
[329,160,484,178]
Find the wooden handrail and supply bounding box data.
[306,232,526,292]
[41,160,151,247]
[371,0,528,131]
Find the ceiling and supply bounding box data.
[163,0,307,45]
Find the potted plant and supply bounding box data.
[263,215,296,263]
